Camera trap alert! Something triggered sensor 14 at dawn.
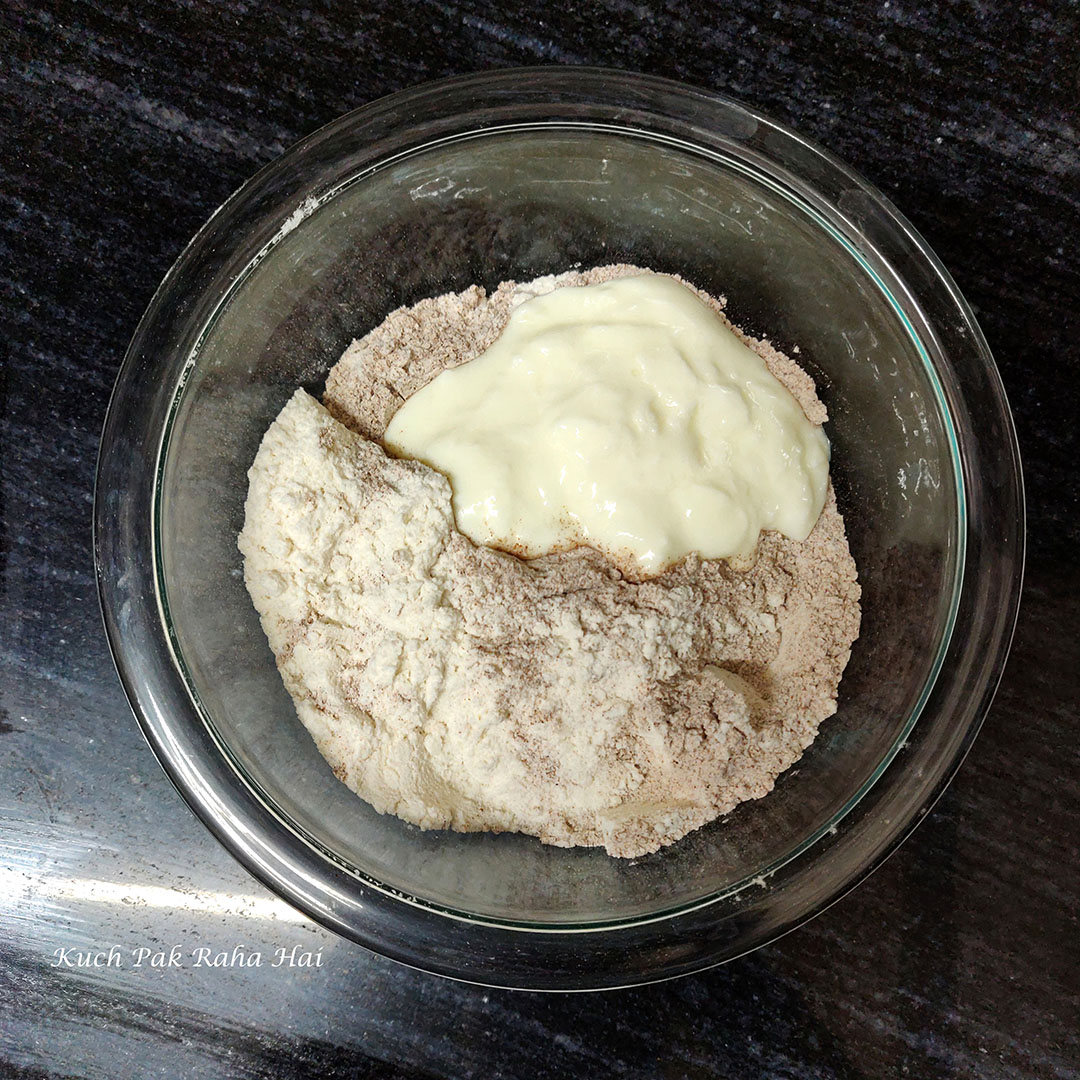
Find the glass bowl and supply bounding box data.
[95,68,1023,990]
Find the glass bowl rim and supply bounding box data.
[95,65,1024,989]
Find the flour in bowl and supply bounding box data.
[238,265,861,858]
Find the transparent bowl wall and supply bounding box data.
[160,128,959,921]
[98,69,1022,989]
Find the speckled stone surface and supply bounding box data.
[1,2,1077,1077]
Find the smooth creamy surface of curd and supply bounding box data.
[383,273,830,575]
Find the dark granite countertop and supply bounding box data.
[2,2,1077,1077]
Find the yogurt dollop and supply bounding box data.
[384,273,829,576]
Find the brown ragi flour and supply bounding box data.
[290,265,859,857]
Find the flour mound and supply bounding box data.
[239,267,861,858]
